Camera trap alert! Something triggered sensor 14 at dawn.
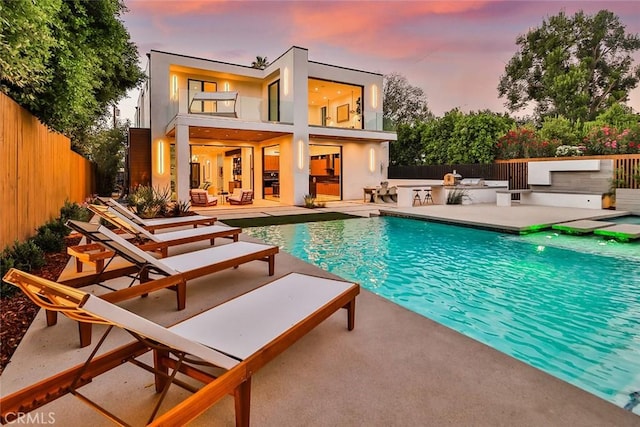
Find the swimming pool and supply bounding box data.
[245,216,640,412]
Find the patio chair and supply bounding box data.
[388,186,398,203]
[68,204,241,266]
[57,220,279,347]
[228,189,254,205]
[189,189,218,207]
[376,186,389,203]
[0,268,359,426]
[99,197,217,233]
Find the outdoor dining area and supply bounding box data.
[363,182,398,204]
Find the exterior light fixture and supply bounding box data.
[171,75,178,100]
[371,85,378,109]
[283,67,290,96]
[158,141,165,174]
[369,148,376,173]
[297,139,305,170]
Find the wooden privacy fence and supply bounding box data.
[389,154,640,191]
[0,93,95,249]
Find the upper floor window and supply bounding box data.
[308,78,362,129]
[268,81,280,122]
[189,79,217,113]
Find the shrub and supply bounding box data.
[446,188,468,205]
[32,226,65,253]
[127,185,171,218]
[37,218,70,237]
[303,194,316,208]
[6,240,45,272]
[0,253,16,297]
[1,240,46,297]
[169,200,192,217]
[59,200,91,223]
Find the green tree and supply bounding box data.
[0,0,145,139]
[421,109,462,165]
[498,10,640,123]
[0,0,59,102]
[251,56,269,70]
[383,72,432,130]
[538,116,582,146]
[83,119,128,196]
[390,122,427,166]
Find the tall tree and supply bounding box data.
[498,10,640,123]
[383,72,432,130]
[0,0,145,139]
[251,56,269,70]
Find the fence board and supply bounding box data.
[1,93,95,249]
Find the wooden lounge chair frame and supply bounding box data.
[0,268,359,426]
[54,220,278,347]
[67,205,241,272]
[99,197,217,233]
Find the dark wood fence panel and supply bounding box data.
[128,127,151,191]
[0,93,95,248]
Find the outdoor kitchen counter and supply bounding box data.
[397,184,507,207]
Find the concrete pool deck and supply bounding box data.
[1,202,638,426]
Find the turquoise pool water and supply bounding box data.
[245,216,640,411]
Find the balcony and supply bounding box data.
[165,89,388,141]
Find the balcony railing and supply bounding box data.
[168,89,384,131]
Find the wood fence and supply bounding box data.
[0,93,95,249]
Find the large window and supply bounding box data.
[189,144,253,196]
[268,81,280,122]
[308,79,363,129]
[188,79,217,113]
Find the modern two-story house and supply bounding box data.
[131,46,396,205]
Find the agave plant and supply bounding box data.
[127,185,171,218]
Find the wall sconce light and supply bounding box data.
[158,141,165,175]
[369,148,376,173]
[223,82,231,107]
[171,75,178,100]
[206,160,211,180]
[371,84,378,109]
[283,67,290,96]
[297,139,305,170]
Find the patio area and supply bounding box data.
[1,201,638,426]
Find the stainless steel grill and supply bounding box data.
[460,178,485,186]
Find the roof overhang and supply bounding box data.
[310,126,396,143]
[165,114,293,142]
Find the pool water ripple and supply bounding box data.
[245,216,640,411]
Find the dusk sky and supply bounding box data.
[118,0,640,122]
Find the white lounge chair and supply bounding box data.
[99,197,217,232]
[70,204,241,262]
[60,220,279,347]
[1,268,359,426]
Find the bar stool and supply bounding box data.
[423,187,433,204]
[412,189,422,206]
